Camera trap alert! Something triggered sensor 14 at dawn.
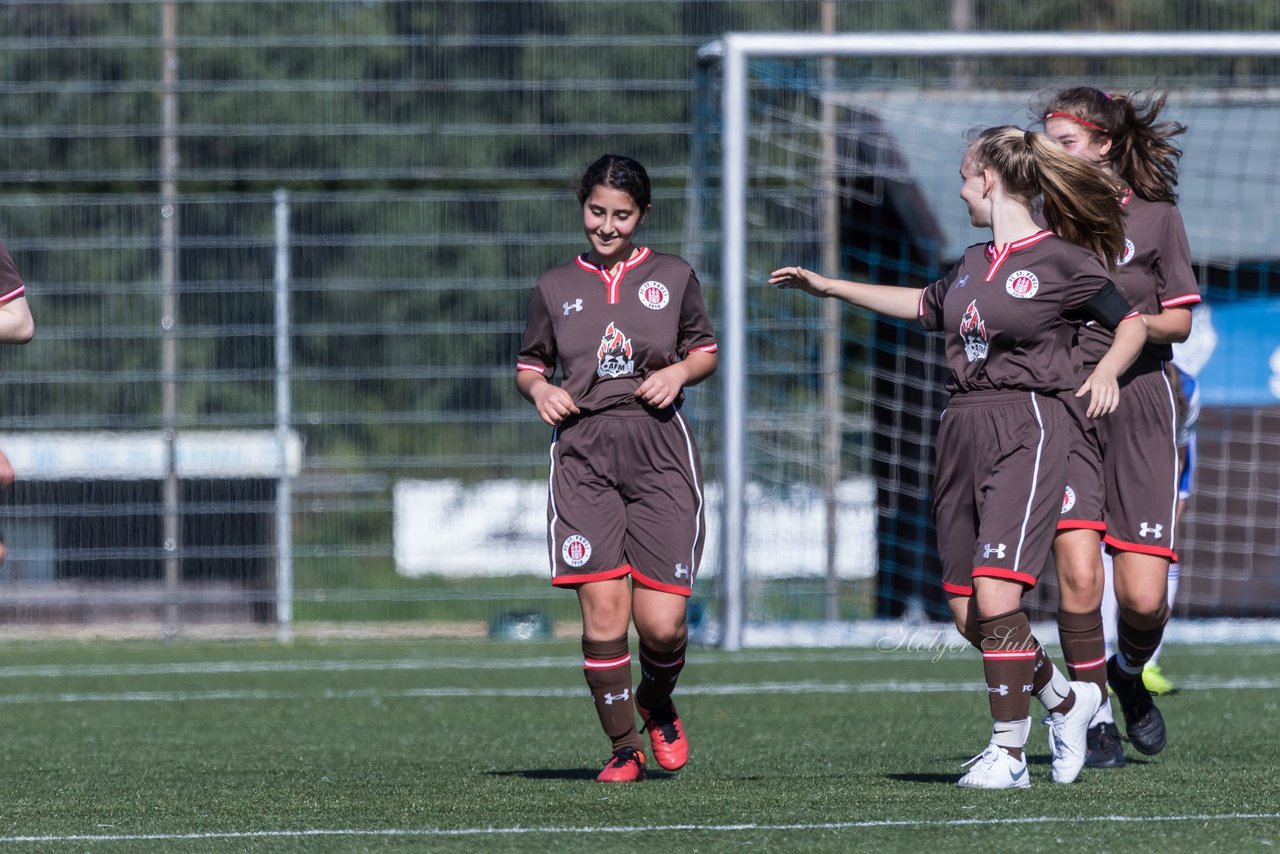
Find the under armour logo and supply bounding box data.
[674,563,690,578]
[1139,522,1164,539]
[563,299,583,315]
[956,274,970,289]
[603,689,629,705]
[987,684,1009,696]
[983,543,1006,559]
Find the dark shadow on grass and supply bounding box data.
[1023,752,1158,768]
[486,768,678,781]
[886,773,961,784]
[487,768,598,781]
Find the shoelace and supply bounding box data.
[609,747,640,767]
[641,707,680,744]
[1046,713,1075,752]
[961,745,1001,770]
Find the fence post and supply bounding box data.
[274,189,294,643]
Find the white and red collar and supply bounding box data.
[575,246,651,304]
[983,230,1053,281]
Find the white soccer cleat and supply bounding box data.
[956,744,1031,790]
[1048,681,1102,784]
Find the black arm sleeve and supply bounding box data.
[1082,281,1134,332]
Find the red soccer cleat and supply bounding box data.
[596,746,646,783]
[638,701,688,771]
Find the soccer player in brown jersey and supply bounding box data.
[0,240,34,346]
[516,154,717,783]
[0,239,34,534]
[1040,87,1199,768]
[772,126,1147,789]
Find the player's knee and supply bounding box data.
[637,621,687,651]
[1058,565,1101,599]
[580,601,632,637]
[1120,595,1168,627]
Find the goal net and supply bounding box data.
[689,33,1280,648]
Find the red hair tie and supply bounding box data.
[1044,111,1107,133]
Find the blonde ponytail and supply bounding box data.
[965,126,1127,269]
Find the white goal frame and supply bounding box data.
[701,31,1280,651]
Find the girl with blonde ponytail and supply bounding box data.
[772,125,1147,789]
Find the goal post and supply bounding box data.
[696,32,1280,651]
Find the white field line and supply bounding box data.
[0,636,1277,680]
[0,675,1277,706]
[2,812,1279,844]
[0,648,985,679]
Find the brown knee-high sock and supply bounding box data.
[582,635,642,753]
[1115,604,1169,678]
[977,608,1038,725]
[1058,607,1108,697]
[635,637,687,712]
[963,633,1067,713]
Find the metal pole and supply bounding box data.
[274,189,294,644]
[719,43,747,651]
[683,58,709,273]
[949,0,974,88]
[819,0,842,623]
[160,0,181,640]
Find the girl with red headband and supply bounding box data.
[1037,87,1200,769]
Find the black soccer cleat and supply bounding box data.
[1083,721,1126,768]
[1107,655,1167,755]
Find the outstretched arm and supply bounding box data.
[769,266,922,320]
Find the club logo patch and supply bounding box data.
[1061,485,1076,514]
[596,321,635,378]
[1118,239,1136,266]
[960,300,988,363]
[561,534,592,567]
[638,280,670,310]
[1005,270,1040,299]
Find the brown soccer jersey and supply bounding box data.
[918,230,1137,394]
[0,239,27,305]
[517,247,717,593]
[1075,191,1201,369]
[516,247,717,413]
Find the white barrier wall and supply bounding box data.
[394,478,877,580]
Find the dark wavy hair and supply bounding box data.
[576,154,652,211]
[1036,86,1186,204]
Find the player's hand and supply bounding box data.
[530,383,579,426]
[635,365,686,410]
[769,265,831,297]
[0,449,13,487]
[1076,367,1120,419]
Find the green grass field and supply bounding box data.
[0,637,1276,852]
